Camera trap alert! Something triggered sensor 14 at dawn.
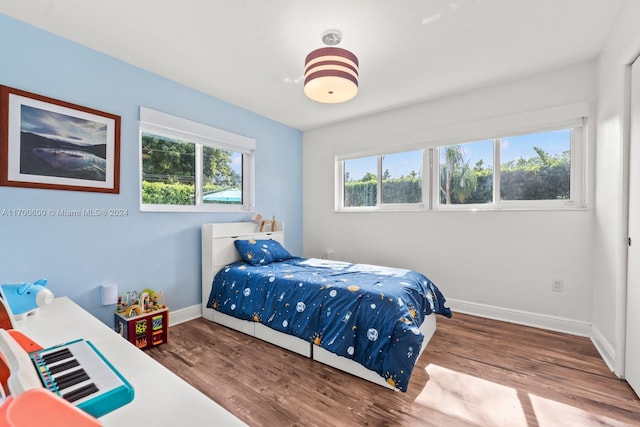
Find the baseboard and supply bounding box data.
[168,304,202,326]
[590,324,616,373]
[448,298,591,337]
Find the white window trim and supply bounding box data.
[139,107,255,213]
[335,103,588,212]
[433,119,586,211]
[336,148,428,212]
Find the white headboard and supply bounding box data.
[201,222,285,320]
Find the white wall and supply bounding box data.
[303,60,597,335]
[592,1,640,374]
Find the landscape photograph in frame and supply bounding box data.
[0,85,120,193]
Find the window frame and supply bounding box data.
[335,148,428,212]
[335,104,588,213]
[433,120,585,211]
[139,107,255,213]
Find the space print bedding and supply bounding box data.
[206,240,451,392]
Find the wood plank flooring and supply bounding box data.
[146,313,640,426]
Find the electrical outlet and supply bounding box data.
[552,279,564,292]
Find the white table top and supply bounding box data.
[14,297,246,427]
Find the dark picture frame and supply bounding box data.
[0,85,120,193]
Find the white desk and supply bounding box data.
[13,297,246,427]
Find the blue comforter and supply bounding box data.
[207,257,451,392]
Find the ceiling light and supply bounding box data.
[304,30,359,104]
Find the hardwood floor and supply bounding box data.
[147,313,640,426]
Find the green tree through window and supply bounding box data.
[141,133,242,206]
[438,129,571,205]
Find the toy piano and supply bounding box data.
[0,328,134,421]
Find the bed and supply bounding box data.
[201,222,451,392]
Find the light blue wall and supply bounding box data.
[0,15,303,326]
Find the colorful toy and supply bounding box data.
[116,288,166,318]
[114,292,169,350]
[0,279,54,320]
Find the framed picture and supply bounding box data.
[0,85,120,193]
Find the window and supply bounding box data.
[382,151,423,204]
[338,150,425,210]
[500,129,571,201]
[343,156,377,207]
[139,107,255,212]
[436,126,580,209]
[336,106,586,212]
[439,139,493,205]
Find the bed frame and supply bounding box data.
[201,222,436,390]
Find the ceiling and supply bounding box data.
[0,0,629,131]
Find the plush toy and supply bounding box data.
[252,213,277,232]
[0,279,54,320]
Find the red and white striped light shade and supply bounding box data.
[304,47,359,104]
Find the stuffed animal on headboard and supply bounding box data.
[0,279,54,320]
[252,213,277,232]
